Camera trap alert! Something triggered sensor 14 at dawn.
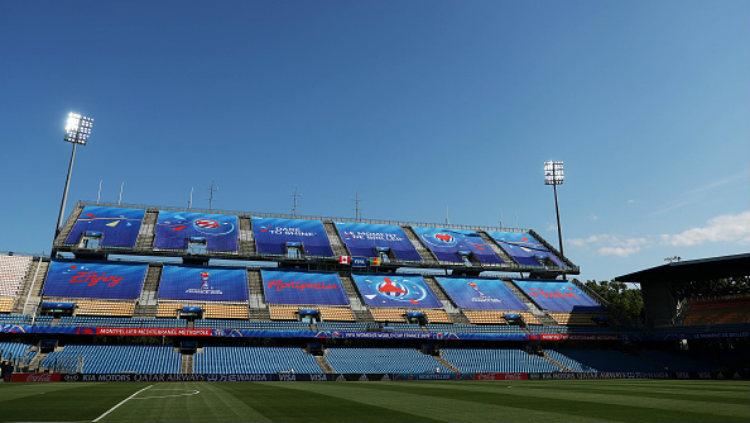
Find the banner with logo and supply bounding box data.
[513,280,602,312]
[335,223,421,262]
[412,227,502,264]
[64,206,144,248]
[488,231,565,268]
[158,266,248,302]
[42,261,148,300]
[94,327,213,337]
[154,211,239,252]
[252,217,333,257]
[261,270,349,306]
[435,277,527,311]
[351,274,440,308]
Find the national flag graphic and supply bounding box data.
[338,256,351,265]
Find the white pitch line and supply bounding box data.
[91,385,153,423]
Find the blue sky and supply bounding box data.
[1,1,748,280]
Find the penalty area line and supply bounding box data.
[91,384,153,423]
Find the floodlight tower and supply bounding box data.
[55,112,94,237]
[544,161,565,257]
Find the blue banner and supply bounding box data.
[351,274,441,308]
[335,223,421,262]
[158,266,248,302]
[436,277,528,311]
[64,206,144,248]
[252,218,333,257]
[42,261,147,300]
[488,231,565,267]
[513,280,602,312]
[412,227,502,264]
[154,211,238,252]
[261,270,349,306]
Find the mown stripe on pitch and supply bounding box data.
[275,380,607,423]
[218,382,444,423]
[571,380,750,393]
[514,384,750,405]
[423,381,750,419]
[355,382,749,423]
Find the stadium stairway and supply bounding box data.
[135,210,158,249]
[239,217,256,255]
[503,280,556,325]
[52,206,83,247]
[323,221,348,257]
[402,226,438,263]
[541,350,571,372]
[248,270,270,320]
[181,353,193,374]
[423,276,469,324]
[339,275,374,321]
[434,354,459,373]
[13,259,48,315]
[315,354,333,374]
[478,231,515,264]
[134,265,162,317]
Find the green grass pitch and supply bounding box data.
[0,380,748,423]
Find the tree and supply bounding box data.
[578,279,644,327]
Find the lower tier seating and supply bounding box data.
[551,348,662,373]
[0,341,32,361]
[41,344,180,374]
[194,346,321,374]
[325,348,448,374]
[268,305,355,322]
[157,301,248,319]
[441,348,559,373]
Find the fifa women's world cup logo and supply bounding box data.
[200,272,210,290]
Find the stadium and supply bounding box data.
[3,2,750,423]
[0,200,748,422]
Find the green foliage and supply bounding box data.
[674,276,750,300]
[579,279,644,326]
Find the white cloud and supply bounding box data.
[661,210,750,247]
[569,234,650,257]
[570,210,750,257]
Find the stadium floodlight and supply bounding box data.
[544,160,565,259]
[55,112,94,239]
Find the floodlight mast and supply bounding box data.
[544,161,565,258]
[55,112,93,239]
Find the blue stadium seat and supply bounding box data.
[441,348,558,373]
[326,348,448,374]
[41,344,181,374]
[194,346,321,374]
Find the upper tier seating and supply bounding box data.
[195,319,311,330]
[194,346,321,374]
[157,301,248,319]
[462,310,540,325]
[0,255,32,297]
[551,348,662,373]
[41,344,180,374]
[548,312,601,325]
[369,308,451,323]
[441,348,559,373]
[57,316,187,328]
[268,304,355,322]
[325,348,448,374]
[0,297,14,313]
[682,296,750,326]
[41,298,136,317]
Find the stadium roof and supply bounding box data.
[615,253,750,283]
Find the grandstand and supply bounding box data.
[0,202,747,383]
